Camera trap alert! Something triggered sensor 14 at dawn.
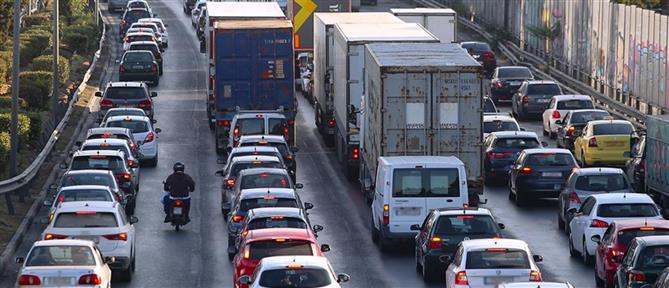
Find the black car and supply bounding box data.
[626,135,646,194]
[119,50,160,85]
[95,82,157,121]
[491,66,534,103]
[483,131,543,184]
[127,41,163,75]
[512,80,562,119]
[460,41,496,76]
[120,8,152,36]
[411,208,505,282]
[555,109,610,150]
[508,148,578,205]
[614,236,669,288]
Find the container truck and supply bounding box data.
[360,43,485,206]
[313,12,404,146]
[332,23,439,180]
[640,115,669,213]
[390,8,457,43]
[207,19,296,154]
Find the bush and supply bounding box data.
[19,29,51,66]
[0,112,32,145]
[61,29,89,54]
[0,97,27,109]
[23,12,51,28]
[32,55,70,84]
[18,71,52,110]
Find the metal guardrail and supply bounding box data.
[0,14,107,195]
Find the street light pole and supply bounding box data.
[7,0,21,215]
[52,0,59,125]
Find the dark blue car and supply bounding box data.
[484,131,543,184]
[509,148,578,205]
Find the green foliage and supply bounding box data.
[60,0,89,23]
[31,55,70,84]
[616,0,662,9]
[19,28,51,66]
[0,96,27,109]
[0,112,32,145]
[0,50,11,82]
[526,21,562,41]
[18,71,52,110]
[23,12,51,28]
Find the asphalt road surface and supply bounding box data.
[0,0,597,286]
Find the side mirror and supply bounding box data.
[295,183,304,189]
[129,216,139,224]
[152,119,157,124]
[304,202,314,210]
[312,224,324,233]
[567,208,578,216]
[532,255,543,263]
[95,91,102,97]
[555,120,562,125]
[320,244,331,252]
[336,273,350,283]
[591,235,601,243]
[238,276,251,285]
[154,128,162,133]
[410,224,421,231]
[498,223,505,230]
[104,256,116,264]
[290,146,299,153]
[59,162,68,169]
[215,170,225,176]
[438,255,452,264]
[541,141,549,147]
[15,257,24,264]
[150,92,158,98]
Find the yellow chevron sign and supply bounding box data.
[294,0,317,33]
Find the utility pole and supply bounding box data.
[7,0,21,215]
[52,0,59,125]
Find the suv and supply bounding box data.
[119,50,160,85]
[96,82,157,122]
[460,41,496,76]
[491,66,534,103]
[237,135,298,181]
[512,80,563,120]
[483,131,544,183]
[614,236,669,288]
[127,41,163,74]
[103,115,161,167]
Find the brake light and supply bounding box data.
[226,178,235,188]
[629,270,646,282]
[454,271,468,285]
[566,126,575,136]
[287,263,303,269]
[44,233,68,240]
[123,36,129,42]
[591,219,609,228]
[78,274,102,285]
[383,204,389,225]
[589,137,598,147]
[271,216,284,220]
[552,110,561,119]
[429,237,442,249]
[287,119,295,126]
[138,99,152,109]
[529,270,542,282]
[457,215,474,219]
[233,126,240,138]
[283,126,289,136]
[488,152,512,159]
[609,249,622,260]
[103,233,128,241]
[482,51,494,58]
[56,194,64,204]
[218,120,230,127]
[175,199,183,207]
[100,99,113,108]
[486,248,509,252]
[495,81,503,88]
[119,65,126,73]
[231,215,244,222]
[568,191,581,204]
[76,211,97,215]
[128,159,134,167]
[520,166,532,175]
[327,119,336,128]
[351,148,360,160]
[122,173,131,181]
[522,95,529,104]
[640,227,655,231]
[144,132,155,143]
[243,246,250,259]
[151,64,158,73]
[18,275,41,286]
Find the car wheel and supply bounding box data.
[543,127,549,136]
[415,249,422,273]
[515,188,527,206]
[508,180,516,201]
[583,238,594,265]
[550,131,557,139]
[125,198,136,215]
[595,271,605,288]
[568,233,579,257]
[422,258,437,282]
[131,256,136,272]
[371,218,380,243]
[117,266,132,282]
[558,212,565,230]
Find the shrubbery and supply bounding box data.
[23,12,51,28]
[0,112,32,145]
[19,28,51,66]
[18,71,52,110]
[32,55,70,84]
[0,97,27,109]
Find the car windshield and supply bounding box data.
[493,138,540,149]
[57,189,112,203]
[82,144,131,157]
[53,212,118,228]
[557,99,593,109]
[575,174,628,191]
[241,173,291,189]
[466,249,531,269]
[618,229,669,247]
[127,35,153,42]
[128,1,147,8]
[230,162,284,177]
[107,120,149,133]
[570,111,609,124]
[435,215,499,236]
[639,245,669,269]
[597,203,659,217]
[593,123,634,135]
[26,246,96,267]
[498,68,532,78]
[104,87,147,100]
[247,217,307,230]
[231,151,280,161]
[259,268,332,288]
[461,42,490,53]
[392,168,460,197]
[238,118,265,135]
[526,153,575,166]
[106,109,145,119]
[240,198,299,212]
[60,174,114,188]
[268,118,287,136]
[70,156,125,172]
[249,240,313,260]
[527,84,561,95]
[484,120,519,133]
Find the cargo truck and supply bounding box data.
[639,115,669,213]
[390,8,457,43]
[332,23,439,179]
[360,43,485,206]
[312,12,404,146]
[206,19,296,154]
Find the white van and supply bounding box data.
[371,156,469,251]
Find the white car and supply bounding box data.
[125,0,152,15]
[103,115,161,166]
[228,112,290,149]
[567,193,662,265]
[238,256,350,288]
[483,114,521,138]
[128,22,162,46]
[122,32,157,51]
[190,0,206,28]
[542,95,594,138]
[496,283,574,288]
[41,201,138,281]
[137,18,169,48]
[15,239,113,287]
[44,185,120,222]
[444,239,543,287]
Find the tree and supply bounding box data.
[616,0,662,9]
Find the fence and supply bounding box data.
[444,0,669,115]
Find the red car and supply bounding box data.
[232,228,330,288]
[593,219,669,287]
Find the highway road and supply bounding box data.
[0,0,598,286]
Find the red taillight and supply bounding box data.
[529,270,542,282]
[233,126,240,138]
[128,159,134,167]
[225,178,235,188]
[629,270,646,282]
[57,194,64,204]
[218,120,230,127]
[488,152,512,159]
[552,110,561,119]
[283,126,289,136]
[566,126,575,136]
[522,95,529,104]
[482,51,494,58]
[351,148,360,160]
[287,119,295,126]
[151,64,157,73]
[327,119,336,128]
[382,204,389,225]
[520,166,532,175]
[100,99,113,108]
[78,274,102,285]
[119,65,126,73]
[18,275,41,286]
[138,99,152,109]
[429,237,442,249]
[103,232,128,241]
[123,36,129,42]
[454,271,468,285]
[591,219,609,228]
[44,233,68,240]
[231,215,244,222]
[175,199,183,207]
[495,81,503,88]
[144,132,155,143]
[608,249,622,261]
[589,137,598,147]
[117,173,131,182]
[568,191,581,204]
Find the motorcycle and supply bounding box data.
[169,196,190,231]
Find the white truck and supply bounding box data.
[390,8,457,43]
[313,12,404,146]
[332,22,439,180]
[360,43,485,206]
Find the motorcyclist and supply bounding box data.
[163,162,195,223]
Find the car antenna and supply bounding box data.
[644,218,648,227]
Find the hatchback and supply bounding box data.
[127,41,163,74]
[96,82,157,121]
[542,95,594,138]
[57,170,121,200]
[614,236,669,288]
[119,50,160,85]
[67,150,138,199]
[229,112,294,148]
[103,115,161,167]
[225,146,284,165]
[512,80,562,120]
[490,66,534,102]
[508,148,578,205]
[233,168,303,197]
[238,256,350,288]
[483,131,543,183]
[44,185,120,222]
[137,18,169,48]
[483,114,521,138]
[84,127,139,156]
[122,32,157,51]
[555,109,610,150]
[237,135,298,181]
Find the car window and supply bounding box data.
[248,240,313,260]
[107,120,149,133]
[104,87,147,100]
[580,197,596,214]
[453,245,464,265]
[575,174,628,191]
[61,174,114,187]
[483,98,497,113]
[597,203,659,217]
[258,268,332,288]
[130,45,158,55]
[82,144,131,157]
[570,111,610,124]
[556,99,593,109]
[57,189,112,203]
[639,245,669,269]
[71,156,125,172]
[268,118,286,136]
[498,68,532,78]
[53,212,119,228]
[127,35,154,43]
[240,198,298,212]
[230,162,283,178]
[426,168,460,197]
[484,120,519,133]
[241,173,290,190]
[434,215,498,235]
[125,10,151,21]
[392,168,460,197]
[601,225,615,244]
[461,42,490,53]
[238,118,265,135]
[106,109,145,118]
[623,241,637,266]
[618,229,669,247]
[465,249,530,269]
[247,217,307,230]
[593,123,634,135]
[240,142,289,158]
[527,84,561,95]
[526,153,575,166]
[26,246,96,267]
[493,138,540,149]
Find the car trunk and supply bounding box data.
[48,228,121,253]
[465,269,531,287]
[21,266,97,286]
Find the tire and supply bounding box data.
[515,188,527,206]
[125,198,136,215]
[569,233,579,257]
[153,78,159,86]
[159,64,163,76]
[508,180,516,201]
[543,128,549,136]
[371,218,380,243]
[595,271,605,288]
[580,150,587,167]
[415,249,422,273]
[118,266,132,282]
[558,212,565,230]
[422,259,438,282]
[583,238,594,265]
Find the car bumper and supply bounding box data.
[516,178,565,197]
[119,72,159,82]
[521,104,548,116]
[381,225,417,240]
[108,256,131,270]
[491,88,517,101]
[582,151,629,166]
[139,141,158,159]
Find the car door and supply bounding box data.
[596,224,615,276]
[389,168,427,234]
[572,196,596,247]
[617,240,639,286]
[574,124,589,161]
[417,213,433,261]
[543,98,556,129]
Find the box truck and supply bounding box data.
[639,115,669,213]
[390,8,457,43]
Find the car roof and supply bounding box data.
[125,32,154,37]
[524,80,558,85]
[231,155,281,164]
[435,207,493,216]
[568,109,609,115]
[106,107,145,113]
[239,135,287,143]
[522,148,572,155]
[589,192,653,204]
[107,81,146,88]
[235,112,286,119]
[247,207,304,219]
[230,146,280,154]
[73,149,125,157]
[63,169,114,176]
[58,185,112,192]
[461,239,530,251]
[245,228,315,243]
[239,188,297,199]
[573,167,624,175]
[611,219,669,231]
[125,7,149,12]
[34,239,96,248]
[552,94,592,101]
[490,131,538,138]
[259,256,330,269]
[634,235,669,246]
[54,201,118,213]
[87,127,132,135]
[379,156,463,166]
[588,119,632,126]
[106,115,151,123]
[138,18,163,23]
[239,167,290,176]
[497,66,530,70]
[484,114,516,121]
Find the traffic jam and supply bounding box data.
[9,0,669,287]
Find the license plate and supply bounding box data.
[509,81,521,86]
[173,207,183,215]
[538,99,550,103]
[542,172,562,177]
[75,236,99,244]
[608,141,624,147]
[132,65,144,69]
[396,207,420,216]
[554,184,562,190]
[47,277,74,285]
[484,276,515,284]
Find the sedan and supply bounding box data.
[119,50,160,85]
[44,185,120,222]
[100,107,147,124]
[555,109,610,151]
[238,256,350,288]
[137,18,169,48]
[508,148,578,205]
[103,115,161,167]
[490,66,534,103]
[460,41,496,76]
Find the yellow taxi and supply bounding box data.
[573,119,635,167]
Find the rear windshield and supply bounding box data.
[247,217,307,230]
[527,84,561,95]
[26,246,95,267]
[466,249,530,269]
[58,189,112,203]
[82,144,131,157]
[570,111,610,124]
[230,162,283,177]
[575,174,628,191]
[241,173,291,190]
[557,99,593,109]
[461,42,490,52]
[60,174,114,188]
[107,120,149,133]
[484,120,519,134]
[106,109,145,118]
[71,156,125,172]
[597,204,659,217]
[639,245,669,269]
[240,198,298,212]
[124,52,153,62]
[392,168,460,198]
[498,68,532,78]
[259,268,331,288]
[493,138,540,149]
[249,240,313,260]
[435,215,498,236]
[618,229,669,247]
[104,87,147,100]
[125,10,151,22]
[129,45,158,54]
[240,142,289,158]
[526,153,575,166]
[128,2,148,8]
[593,123,634,135]
[268,118,287,136]
[231,151,279,161]
[238,119,265,135]
[54,212,118,228]
[127,35,153,42]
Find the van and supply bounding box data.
[371,156,468,251]
[227,112,293,149]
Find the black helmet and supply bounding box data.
[173,162,185,173]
